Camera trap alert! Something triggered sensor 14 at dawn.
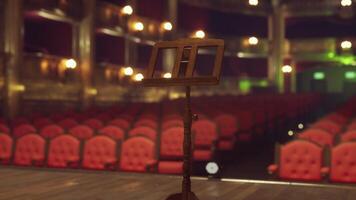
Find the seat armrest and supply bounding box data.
[146,159,158,173]
[67,161,80,168]
[268,164,278,174]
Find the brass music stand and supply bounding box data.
[142,38,224,200]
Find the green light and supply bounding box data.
[313,72,325,80]
[339,56,355,65]
[239,79,251,94]
[258,80,269,87]
[327,52,335,58]
[345,71,356,79]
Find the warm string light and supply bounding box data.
[133,21,144,31]
[65,59,77,69]
[341,40,352,49]
[121,5,133,15]
[281,65,293,73]
[133,73,144,81]
[161,21,173,31]
[193,30,205,38]
[248,36,259,45]
[341,0,352,7]
[123,67,134,76]
[163,72,172,79]
[249,0,259,6]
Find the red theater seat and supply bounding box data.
[192,119,217,161]
[347,121,356,131]
[40,125,64,139]
[83,118,104,130]
[82,136,117,170]
[58,118,79,130]
[162,119,183,130]
[0,133,13,164]
[12,117,30,127]
[298,129,334,147]
[134,119,158,130]
[214,114,237,151]
[14,134,46,166]
[312,120,342,135]
[340,131,356,142]
[326,142,356,183]
[119,136,157,172]
[0,124,10,134]
[69,125,94,140]
[268,140,324,182]
[128,126,157,141]
[158,127,184,174]
[13,124,36,138]
[47,135,80,168]
[108,118,130,130]
[99,126,125,140]
[33,118,52,130]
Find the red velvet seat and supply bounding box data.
[158,127,184,174]
[298,129,334,147]
[14,134,46,166]
[192,119,217,161]
[312,120,342,135]
[13,124,36,138]
[83,118,104,130]
[40,124,64,139]
[108,118,130,131]
[340,130,356,142]
[47,135,80,168]
[128,126,157,141]
[268,140,324,182]
[0,133,13,164]
[0,124,10,134]
[119,136,157,172]
[11,117,30,127]
[99,125,125,140]
[347,121,356,131]
[134,119,158,130]
[214,114,237,151]
[82,136,117,170]
[33,118,52,130]
[58,118,79,130]
[326,142,356,183]
[162,119,183,130]
[69,125,94,140]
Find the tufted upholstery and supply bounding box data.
[48,135,80,168]
[33,118,52,130]
[108,118,130,130]
[0,124,10,134]
[69,125,94,140]
[99,126,125,140]
[134,119,158,130]
[329,142,356,183]
[278,140,323,181]
[298,129,334,147]
[162,119,183,130]
[40,124,64,139]
[82,136,117,170]
[119,136,156,172]
[83,118,104,130]
[14,134,46,166]
[192,119,217,148]
[58,118,79,130]
[0,133,13,164]
[340,131,356,142]
[160,127,184,159]
[214,114,238,138]
[128,126,157,141]
[13,124,36,138]
[312,120,342,135]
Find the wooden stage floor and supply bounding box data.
[0,167,356,200]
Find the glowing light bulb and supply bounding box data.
[249,0,259,6]
[194,30,205,39]
[163,72,172,79]
[123,67,133,76]
[248,36,258,45]
[121,5,133,15]
[298,123,304,129]
[281,65,293,73]
[288,130,294,136]
[162,21,173,31]
[341,0,352,7]
[133,22,144,31]
[205,162,219,175]
[341,40,352,49]
[65,59,77,69]
[134,73,144,81]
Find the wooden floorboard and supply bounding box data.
[0,167,356,200]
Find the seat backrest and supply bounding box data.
[58,118,79,130]
[192,119,217,147]
[14,134,46,166]
[214,114,237,137]
[279,140,323,181]
[0,133,13,162]
[108,118,130,130]
[340,130,356,142]
[82,136,117,170]
[134,119,157,130]
[83,118,104,130]
[69,125,94,140]
[160,127,184,159]
[13,124,36,138]
[48,135,80,168]
[33,118,52,130]
[128,126,157,141]
[99,125,125,140]
[40,124,64,139]
[0,124,10,134]
[347,122,356,131]
[312,120,342,135]
[298,129,334,146]
[330,142,356,183]
[119,136,156,172]
[162,119,183,131]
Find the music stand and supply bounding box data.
[142,38,224,200]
